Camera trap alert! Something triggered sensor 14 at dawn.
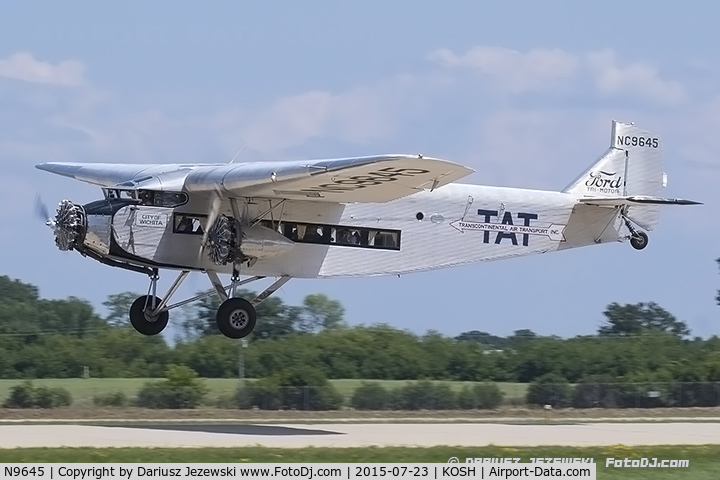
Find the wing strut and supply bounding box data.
[252,275,292,307]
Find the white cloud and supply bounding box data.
[429,45,685,105]
[429,46,579,93]
[240,78,412,154]
[586,50,685,105]
[0,52,85,87]
[0,45,693,169]
[242,90,334,152]
[27,74,415,160]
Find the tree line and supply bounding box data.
[1,275,718,386]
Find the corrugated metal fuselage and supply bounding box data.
[104,183,623,278]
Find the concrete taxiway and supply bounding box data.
[1,422,719,448]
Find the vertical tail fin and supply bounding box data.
[564,121,664,229]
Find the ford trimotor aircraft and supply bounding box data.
[36,121,699,338]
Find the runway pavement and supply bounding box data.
[1,422,719,448]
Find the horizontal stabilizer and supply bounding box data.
[579,195,702,206]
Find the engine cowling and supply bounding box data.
[239,223,295,260]
[50,198,132,256]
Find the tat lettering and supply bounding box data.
[476,210,540,245]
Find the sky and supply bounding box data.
[1,1,718,340]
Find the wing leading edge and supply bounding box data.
[35,162,209,189]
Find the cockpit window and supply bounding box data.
[138,191,188,207]
[104,189,136,200]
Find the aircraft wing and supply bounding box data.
[37,155,474,203]
[578,195,702,206]
[183,154,474,203]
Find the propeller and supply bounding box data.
[198,189,234,265]
[34,195,53,227]
[35,195,85,251]
[201,192,223,249]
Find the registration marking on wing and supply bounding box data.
[300,167,432,195]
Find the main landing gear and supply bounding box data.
[129,269,291,339]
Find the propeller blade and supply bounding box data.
[34,195,51,222]
[199,190,223,262]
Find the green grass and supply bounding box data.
[0,445,717,478]
[0,379,527,406]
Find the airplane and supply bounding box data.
[36,120,700,339]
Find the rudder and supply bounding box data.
[564,120,664,229]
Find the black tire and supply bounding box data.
[216,298,257,339]
[129,295,169,335]
[630,231,649,250]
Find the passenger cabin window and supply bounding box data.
[138,190,188,208]
[173,214,206,235]
[261,220,400,250]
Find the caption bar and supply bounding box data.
[1,463,596,480]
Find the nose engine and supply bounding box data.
[46,199,115,257]
[51,200,87,251]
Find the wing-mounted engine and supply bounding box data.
[52,200,87,251]
[204,214,238,265]
[204,215,294,266]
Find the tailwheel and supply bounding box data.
[216,298,257,339]
[129,295,169,335]
[630,231,649,250]
[623,214,649,251]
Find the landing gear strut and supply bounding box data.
[128,269,291,338]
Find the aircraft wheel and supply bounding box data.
[630,231,649,250]
[129,295,169,335]
[216,298,257,339]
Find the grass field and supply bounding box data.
[0,445,717,478]
[3,378,720,421]
[0,378,528,406]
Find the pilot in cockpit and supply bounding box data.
[138,190,153,205]
[177,216,195,233]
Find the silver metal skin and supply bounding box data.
[84,214,112,255]
[35,121,700,337]
[238,224,295,260]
